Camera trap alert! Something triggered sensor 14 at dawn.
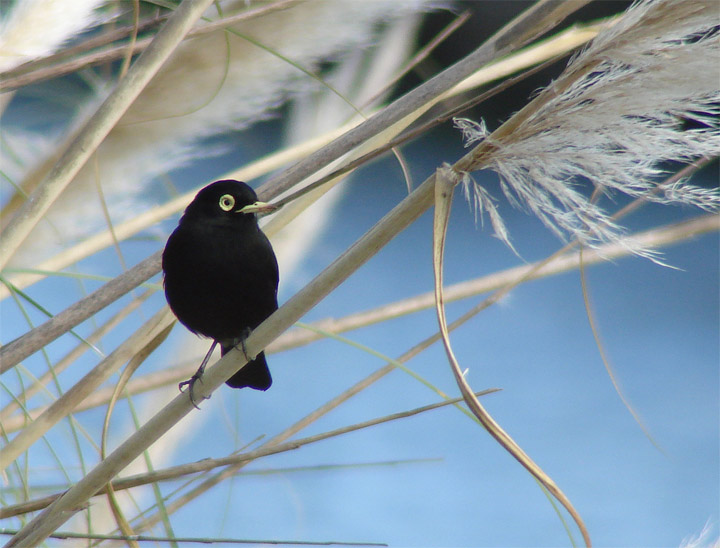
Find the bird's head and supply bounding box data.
[182,180,276,223]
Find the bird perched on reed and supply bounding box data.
[162,180,279,405]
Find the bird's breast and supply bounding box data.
[162,221,278,341]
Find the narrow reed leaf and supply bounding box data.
[0,274,104,358]
[432,166,591,546]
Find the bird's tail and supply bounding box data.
[222,345,272,391]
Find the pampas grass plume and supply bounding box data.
[456,0,719,257]
[0,0,106,71]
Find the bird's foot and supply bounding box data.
[178,373,205,409]
[233,328,256,362]
[179,341,217,409]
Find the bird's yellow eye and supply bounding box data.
[219,194,235,211]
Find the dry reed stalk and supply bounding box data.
[0,390,497,519]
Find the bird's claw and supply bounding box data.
[232,328,255,362]
[179,341,217,409]
[179,374,207,409]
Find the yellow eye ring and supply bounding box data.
[218,194,235,211]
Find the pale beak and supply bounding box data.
[237,201,277,215]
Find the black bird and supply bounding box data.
[162,180,279,401]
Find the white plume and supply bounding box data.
[456,0,719,257]
[0,0,106,71]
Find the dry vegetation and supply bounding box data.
[1,1,718,546]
